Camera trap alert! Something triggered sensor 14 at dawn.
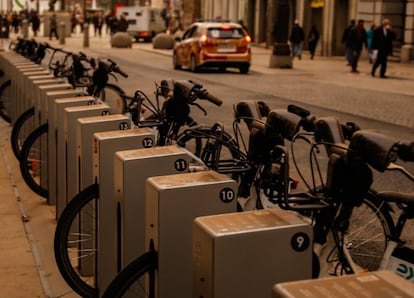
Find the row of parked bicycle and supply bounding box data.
[1,37,414,297]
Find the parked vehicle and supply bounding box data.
[116,6,166,42]
[173,20,252,74]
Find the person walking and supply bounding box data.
[49,13,59,40]
[92,11,104,37]
[289,19,305,60]
[307,25,320,60]
[342,19,355,65]
[117,13,128,32]
[347,19,367,73]
[107,13,118,36]
[30,10,40,37]
[366,23,376,63]
[371,18,395,79]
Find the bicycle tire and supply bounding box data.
[19,123,48,198]
[96,83,127,115]
[54,183,99,298]
[0,79,11,123]
[344,190,395,272]
[102,248,157,298]
[176,125,244,175]
[11,107,35,159]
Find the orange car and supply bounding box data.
[173,21,252,74]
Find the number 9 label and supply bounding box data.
[291,232,310,252]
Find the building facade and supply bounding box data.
[198,0,414,61]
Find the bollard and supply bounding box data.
[269,43,293,68]
[83,23,89,48]
[22,19,29,38]
[59,22,65,45]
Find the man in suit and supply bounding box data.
[371,18,395,78]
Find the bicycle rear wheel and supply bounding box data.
[343,190,395,272]
[96,83,127,115]
[19,123,48,198]
[54,183,99,298]
[0,79,12,123]
[102,248,157,298]
[11,107,35,159]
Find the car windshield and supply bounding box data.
[207,27,245,39]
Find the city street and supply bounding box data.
[1,28,414,297]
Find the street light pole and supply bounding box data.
[83,0,89,47]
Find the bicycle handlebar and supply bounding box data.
[114,66,129,78]
[98,59,129,78]
[196,89,223,106]
[288,104,360,140]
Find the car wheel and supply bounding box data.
[190,55,199,72]
[173,52,181,70]
[240,65,249,74]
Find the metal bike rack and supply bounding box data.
[77,114,131,193]
[76,114,132,276]
[48,96,96,210]
[13,67,50,123]
[114,146,194,271]
[193,208,313,298]
[92,128,155,293]
[33,83,72,127]
[54,98,103,219]
[146,171,237,297]
[17,69,51,118]
[62,104,111,212]
[272,270,414,297]
[39,89,86,201]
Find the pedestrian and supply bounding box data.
[371,18,395,79]
[11,11,19,34]
[347,19,367,73]
[30,10,40,37]
[289,19,305,60]
[92,11,104,37]
[117,13,128,32]
[49,13,59,40]
[107,12,118,35]
[342,19,355,65]
[366,23,376,63]
[307,25,320,60]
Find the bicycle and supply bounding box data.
[332,130,414,277]
[181,103,396,272]
[17,54,132,198]
[99,104,396,297]
[53,79,222,298]
[10,44,128,160]
[9,43,71,159]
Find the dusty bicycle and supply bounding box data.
[100,104,396,297]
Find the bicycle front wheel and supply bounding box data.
[102,248,157,298]
[96,83,127,115]
[11,107,35,159]
[54,183,99,298]
[19,123,48,198]
[344,190,395,272]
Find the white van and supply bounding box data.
[116,6,166,42]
